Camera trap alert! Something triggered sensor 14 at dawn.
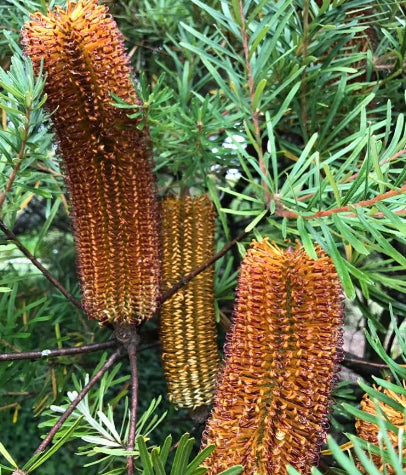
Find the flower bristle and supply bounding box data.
[22,0,161,325]
[355,383,406,473]
[160,195,220,409]
[202,239,344,475]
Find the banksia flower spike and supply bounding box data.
[22,0,161,325]
[202,239,344,475]
[355,383,406,473]
[160,195,220,409]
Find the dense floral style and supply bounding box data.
[22,0,161,325]
[160,195,219,408]
[202,240,344,475]
[355,384,406,473]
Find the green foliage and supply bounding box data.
[0,0,405,473]
[137,434,243,475]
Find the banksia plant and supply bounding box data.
[160,195,219,409]
[355,384,406,473]
[202,240,344,475]
[22,0,161,325]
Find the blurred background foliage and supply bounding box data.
[0,0,405,473]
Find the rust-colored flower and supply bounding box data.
[160,195,219,408]
[22,0,161,325]
[202,240,344,475]
[355,383,406,473]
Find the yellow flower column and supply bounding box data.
[202,240,344,475]
[160,195,220,408]
[22,0,161,326]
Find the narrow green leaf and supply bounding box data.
[271,81,301,127]
[244,209,268,233]
[356,209,406,267]
[322,163,341,206]
[349,435,388,475]
[249,26,271,59]
[318,73,346,145]
[170,435,194,475]
[207,178,230,240]
[217,467,244,475]
[230,0,241,26]
[159,436,172,468]
[252,78,267,110]
[26,417,83,472]
[185,445,215,474]
[327,436,364,475]
[332,215,369,255]
[297,217,317,259]
[217,187,262,204]
[320,222,355,298]
[0,442,17,469]
[138,437,154,475]
[151,448,166,475]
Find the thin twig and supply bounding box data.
[0,219,82,310]
[341,148,406,185]
[0,340,117,362]
[0,109,31,212]
[33,346,124,456]
[160,225,256,305]
[126,338,138,475]
[238,0,270,205]
[343,354,396,370]
[296,148,406,203]
[318,458,336,475]
[277,182,406,219]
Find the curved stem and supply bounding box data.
[238,0,270,205]
[126,339,138,475]
[0,219,82,310]
[33,346,124,456]
[0,108,31,213]
[0,340,117,361]
[276,182,406,219]
[160,226,253,305]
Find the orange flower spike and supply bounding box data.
[202,240,344,475]
[160,195,220,409]
[355,383,406,473]
[22,0,161,325]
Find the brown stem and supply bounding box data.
[160,225,256,305]
[0,109,31,213]
[299,0,309,132]
[126,339,138,475]
[343,354,396,370]
[0,340,117,362]
[296,148,406,203]
[277,182,406,219]
[318,458,336,475]
[238,0,270,205]
[33,346,124,456]
[0,219,82,310]
[341,148,406,185]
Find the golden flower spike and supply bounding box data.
[160,195,220,409]
[355,383,406,473]
[202,239,344,475]
[22,0,161,326]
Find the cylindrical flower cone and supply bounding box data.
[202,239,344,475]
[160,195,220,409]
[355,383,406,473]
[22,0,161,325]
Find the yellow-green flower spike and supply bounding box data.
[160,195,220,408]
